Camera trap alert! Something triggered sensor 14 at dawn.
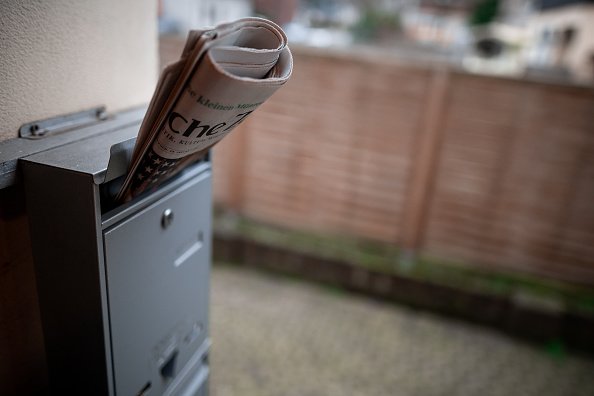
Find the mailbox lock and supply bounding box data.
[161,208,174,229]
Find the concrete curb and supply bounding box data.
[213,232,594,355]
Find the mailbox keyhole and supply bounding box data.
[161,208,174,229]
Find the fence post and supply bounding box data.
[399,68,450,263]
[226,126,249,213]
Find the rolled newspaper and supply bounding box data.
[117,17,293,201]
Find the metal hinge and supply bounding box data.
[19,106,109,139]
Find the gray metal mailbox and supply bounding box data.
[21,121,211,396]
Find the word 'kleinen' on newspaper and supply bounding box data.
[116,17,293,202]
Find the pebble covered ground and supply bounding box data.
[209,265,594,396]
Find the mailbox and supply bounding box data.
[21,119,211,396]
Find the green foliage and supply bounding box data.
[352,7,401,42]
[545,340,567,361]
[469,0,500,26]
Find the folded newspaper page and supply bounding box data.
[116,18,293,201]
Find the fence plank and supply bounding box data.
[210,47,594,285]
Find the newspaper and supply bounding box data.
[116,18,293,201]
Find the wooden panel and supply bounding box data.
[422,75,594,283]
[215,51,431,242]
[171,38,594,284]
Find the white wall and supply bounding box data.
[0,0,158,141]
[530,4,594,82]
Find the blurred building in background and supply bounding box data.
[160,0,594,82]
[159,0,252,33]
[527,0,594,81]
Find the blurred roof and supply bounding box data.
[419,0,478,12]
[537,0,594,10]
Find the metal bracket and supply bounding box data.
[19,106,108,139]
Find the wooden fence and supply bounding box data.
[212,47,594,285]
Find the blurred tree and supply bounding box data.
[351,7,401,42]
[469,0,500,26]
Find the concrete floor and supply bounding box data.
[209,265,594,396]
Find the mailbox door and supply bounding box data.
[103,171,211,396]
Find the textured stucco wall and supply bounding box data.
[0,2,157,393]
[0,0,158,141]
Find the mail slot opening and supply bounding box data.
[99,151,210,214]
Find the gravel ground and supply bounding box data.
[209,265,594,396]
